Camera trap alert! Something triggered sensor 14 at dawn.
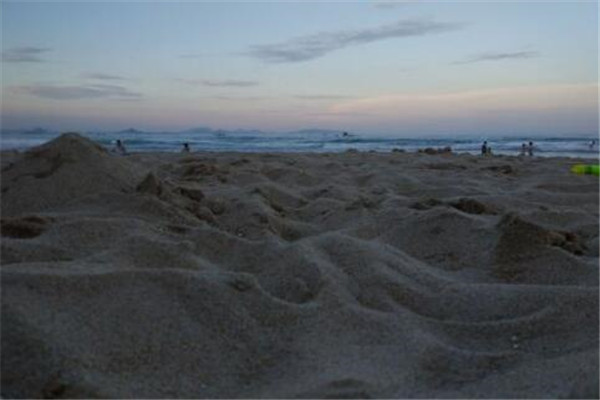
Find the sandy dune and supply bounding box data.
[1,133,598,398]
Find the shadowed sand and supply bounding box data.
[1,133,598,398]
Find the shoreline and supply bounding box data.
[1,130,598,160]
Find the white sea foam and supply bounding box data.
[1,129,597,158]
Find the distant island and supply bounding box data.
[116,128,145,134]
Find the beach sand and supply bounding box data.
[1,133,598,398]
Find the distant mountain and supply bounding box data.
[83,126,360,138]
[231,129,264,136]
[178,126,352,137]
[180,126,216,134]
[116,128,145,134]
[22,127,56,135]
[286,128,353,138]
[288,128,343,135]
[180,127,268,136]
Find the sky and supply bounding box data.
[1,0,598,137]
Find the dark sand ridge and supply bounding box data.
[1,133,598,398]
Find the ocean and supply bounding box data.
[1,128,598,159]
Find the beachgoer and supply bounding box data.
[590,140,596,150]
[520,143,527,156]
[113,139,127,155]
[481,141,488,155]
[528,141,534,156]
[182,143,190,153]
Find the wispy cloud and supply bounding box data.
[12,84,142,100]
[211,95,266,101]
[2,47,50,63]
[294,94,356,100]
[304,110,375,118]
[246,19,465,63]
[453,50,540,65]
[203,80,259,87]
[83,73,128,81]
[176,79,259,87]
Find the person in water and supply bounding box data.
[182,143,190,153]
[520,143,527,156]
[481,141,488,155]
[528,141,534,156]
[113,139,127,155]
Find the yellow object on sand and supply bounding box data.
[570,164,599,176]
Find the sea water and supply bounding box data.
[1,128,598,159]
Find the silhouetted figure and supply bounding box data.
[528,141,534,156]
[182,143,190,153]
[113,139,127,155]
[481,141,488,155]
[520,143,527,156]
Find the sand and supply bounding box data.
[1,133,598,398]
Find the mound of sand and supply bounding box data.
[1,134,598,398]
[1,133,145,216]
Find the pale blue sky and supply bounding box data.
[1,1,598,136]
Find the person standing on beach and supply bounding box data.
[481,141,488,155]
[182,143,190,153]
[528,141,534,156]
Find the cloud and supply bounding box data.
[211,95,266,101]
[176,79,259,87]
[202,80,259,87]
[246,19,465,63]
[294,94,356,100]
[453,51,540,65]
[304,110,375,118]
[83,73,128,81]
[12,84,142,100]
[2,47,50,63]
